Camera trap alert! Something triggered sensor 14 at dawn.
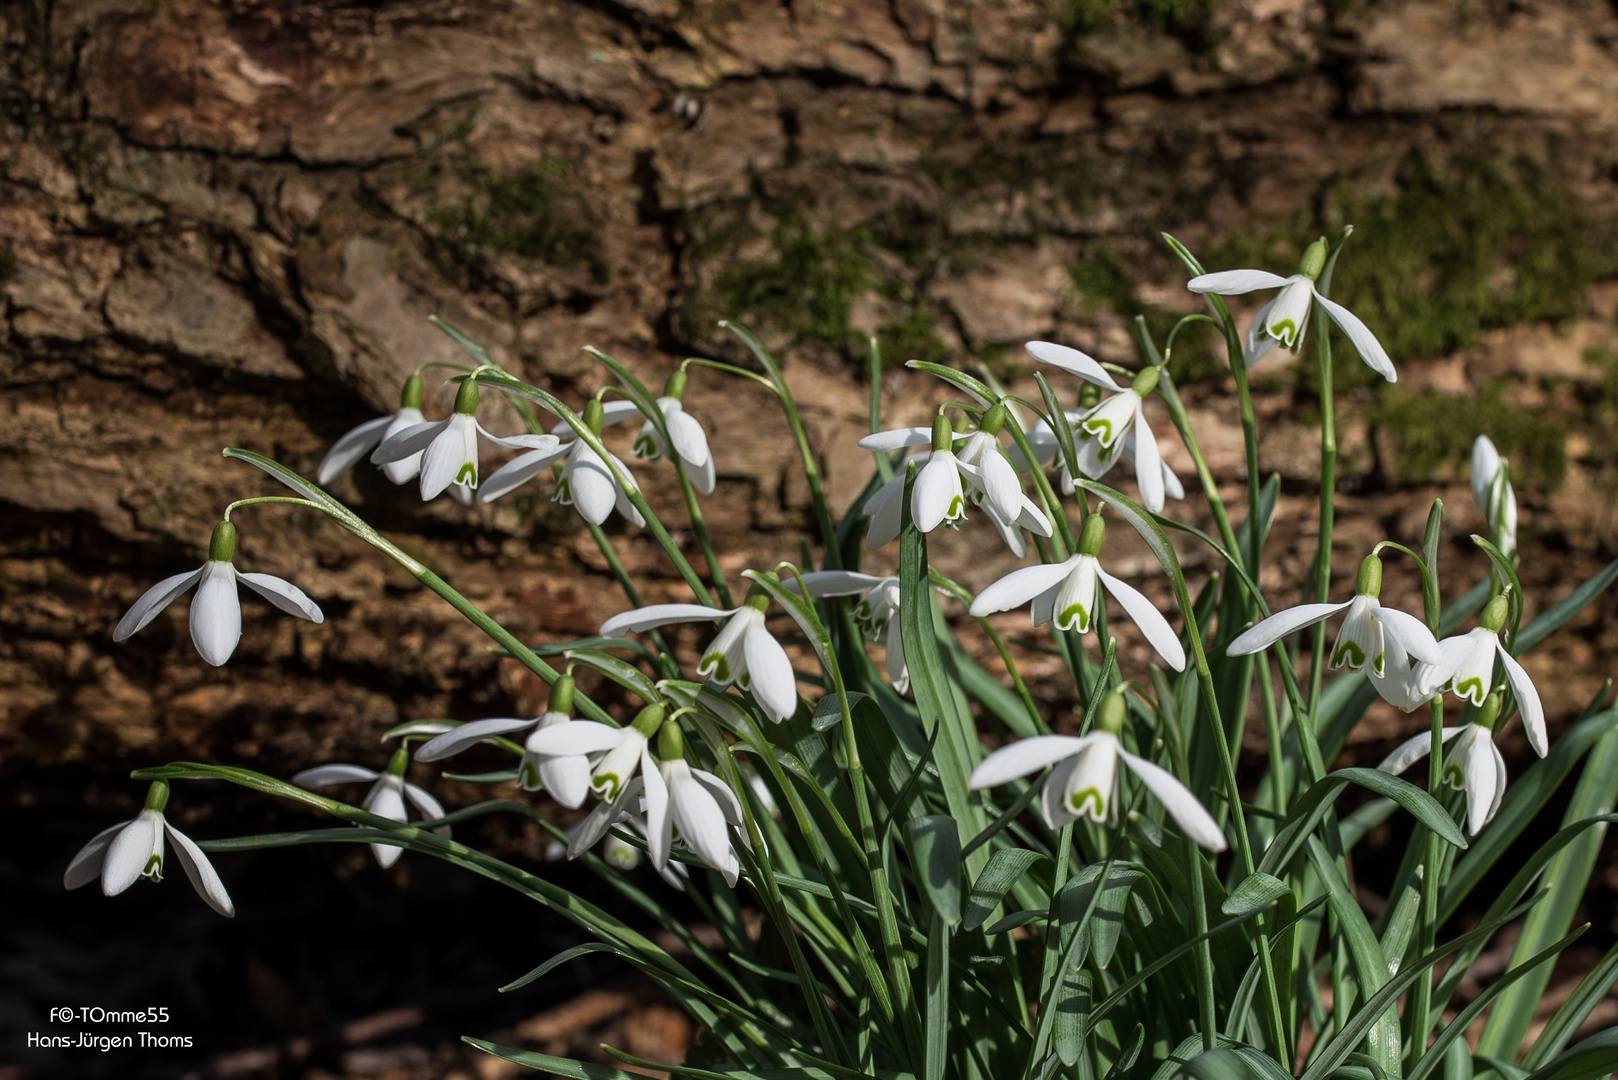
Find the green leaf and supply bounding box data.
[1523,1028,1618,1080]
[442,770,521,784]
[982,909,1044,935]
[1306,836,1400,1076]
[465,1039,644,1080]
[924,913,951,1080]
[1522,941,1618,1069]
[961,849,1049,931]
[1060,862,1145,969]
[1177,1045,1296,1080]
[565,648,659,706]
[501,942,620,992]
[1221,873,1290,917]
[1379,875,1423,975]
[1516,557,1618,652]
[907,815,963,925]
[1034,371,1082,495]
[1053,968,1093,1067]
[1258,767,1466,878]
[1472,533,1524,642]
[905,360,995,406]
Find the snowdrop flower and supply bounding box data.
[861,412,1053,553]
[1226,554,1441,676]
[969,512,1186,672]
[1025,341,1168,512]
[790,572,909,693]
[371,377,543,504]
[648,722,747,886]
[112,521,323,667]
[64,781,234,916]
[293,749,451,869]
[317,374,430,486]
[1472,436,1517,561]
[523,703,666,803]
[479,399,645,526]
[1186,238,1396,381]
[1379,691,1508,835]
[1020,403,1185,505]
[415,676,592,808]
[599,587,801,722]
[968,690,1226,851]
[1419,593,1546,757]
[600,370,716,495]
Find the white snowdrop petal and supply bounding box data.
[968,735,1092,790]
[403,783,451,836]
[969,559,1076,618]
[416,717,537,761]
[1025,341,1123,391]
[743,620,799,723]
[601,604,734,636]
[292,764,381,786]
[1498,645,1547,757]
[113,569,204,641]
[859,427,934,452]
[566,448,619,525]
[1185,269,1293,296]
[788,571,888,598]
[164,823,235,917]
[1243,298,1279,368]
[687,453,717,496]
[1462,733,1499,837]
[1472,436,1503,515]
[975,442,1025,524]
[1040,757,1081,829]
[1099,568,1185,672]
[416,428,466,501]
[670,765,733,874]
[64,821,131,890]
[1225,602,1350,656]
[366,783,407,868]
[190,562,242,667]
[102,814,162,896]
[864,474,907,550]
[1131,405,1165,513]
[1119,749,1227,852]
[912,453,963,532]
[1015,495,1055,538]
[479,443,573,502]
[379,409,427,484]
[885,622,910,695]
[1486,741,1507,830]
[373,419,449,464]
[1316,292,1397,383]
[319,414,395,485]
[524,721,632,757]
[643,746,672,871]
[1376,729,1462,775]
[1375,606,1441,665]
[237,573,324,624]
[664,407,712,468]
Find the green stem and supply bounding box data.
[1159,685,1218,1046]
[674,457,734,608]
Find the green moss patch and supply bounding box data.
[1373,382,1564,491]
[425,155,602,283]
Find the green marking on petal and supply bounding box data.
[1454,677,1485,703]
[143,854,163,881]
[947,495,965,520]
[1331,641,1366,670]
[517,761,541,791]
[592,772,621,801]
[1269,319,1298,348]
[456,462,477,486]
[1068,787,1107,822]
[1058,603,1090,633]
[632,434,657,458]
[1442,762,1466,790]
[554,478,572,504]
[736,671,751,690]
[699,653,729,682]
[1082,418,1115,446]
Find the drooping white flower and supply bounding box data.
[648,723,747,887]
[521,703,667,802]
[1186,239,1396,381]
[968,691,1226,851]
[371,377,541,504]
[557,776,689,890]
[1025,342,1168,512]
[112,521,323,667]
[293,750,451,869]
[860,415,1053,554]
[969,512,1186,672]
[1417,593,1546,757]
[598,371,716,495]
[1378,692,1509,836]
[1471,436,1517,561]
[415,676,593,808]
[64,781,235,916]
[1020,413,1185,505]
[790,571,909,693]
[318,374,431,486]
[479,399,645,526]
[599,588,802,723]
[1226,554,1441,677]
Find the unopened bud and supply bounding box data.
[1078,512,1106,557]
[453,378,480,415]
[932,414,955,453]
[1479,593,1509,634]
[664,368,688,400]
[631,703,666,738]
[1130,367,1160,396]
[208,521,237,563]
[1354,555,1383,598]
[400,374,424,410]
[144,781,170,812]
[1299,238,1328,282]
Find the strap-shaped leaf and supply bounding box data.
[907,815,963,925]
[565,649,658,707]
[1178,1046,1296,1080]
[1472,533,1524,643]
[1521,1026,1618,1080]
[1258,767,1465,878]
[1522,941,1618,1069]
[905,360,996,406]
[961,849,1049,931]
[1221,873,1289,917]
[1517,556,1618,652]
[1053,968,1092,1067]
[501,942,620,992]
[1059,862,1145,969]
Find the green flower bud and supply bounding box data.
[979,402,1007,437]
[664,368,688,400]
[399,373,424,410]
[386,746,410,777]
[1479,593,1509,634]
[549,674,576,717]
[583,398,605,437]
[208,520,237,563]
[144,780,171,812]
[1299,237,1328,282]
[1097,688,1127,737]
[1078,512,1106,558]
[631,703,667,737]
[1130,366,1161,396]
[657,720,685,761]
[1078,383,1101,409]
[1354,554,1383,598]
[1475,689,1504,732]
[743,582,772,613]
[453,378,480,416]
[932,414,955,452]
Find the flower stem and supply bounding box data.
[675,457,734,608]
